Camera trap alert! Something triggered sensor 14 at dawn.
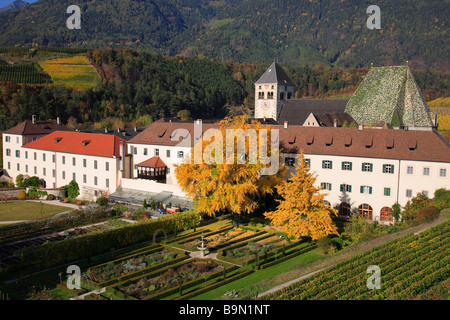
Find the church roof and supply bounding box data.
[345,66,434,128]
[255,62,296,86]
[278,99,349,126]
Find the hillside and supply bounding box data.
[0,0,447,70]
[0,0,28,15]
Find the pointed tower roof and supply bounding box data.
[345,65,433,128]
[255,62,295,86]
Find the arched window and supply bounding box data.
[358,203,373,220]
[380,207,393,222]
[339,202,351,216]
[324,200,331,208]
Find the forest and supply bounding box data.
[0,0,447,71]
[0,48,448,132]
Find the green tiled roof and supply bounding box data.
[345,66,433,127]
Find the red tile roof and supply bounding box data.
[129,120,450,163]
[22,131,126,158]
[136,156,167,168]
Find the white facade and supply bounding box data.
[283,153,449,223]
[3,139,121,200]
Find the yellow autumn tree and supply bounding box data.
[174,115,287,222]
[264,152,339,240]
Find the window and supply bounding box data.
[94,176,98,186]
[406,189,412,198]
[155,149,159,156]
[25,151,28,159]
[62,156,65,165]
[94,160,98,169]
[423,167,430,176]
[25,165,28,173]
[407,166,413,174]
[358,203,373,219]
[42,153,46,161]
[324,200,331,208]
[62,171,66,180]
[440,169,447,177]
[52,169,56,178]
[267,92,274,99]
[73,173,76,181]
[83,159,87,168]
[322,160,333,169]
[178,151,184,158]
[342,161,352,171]
[144,148,148,156]
[362,163,373,172]
[320,183,332,191]
[380,207,393,222]
[17,163,20,171]
[43,168,46,176]
[34,152,37,160]
[72,157,76,166]
[106,179,109,188]
[423,191,429,198]
[339,202,351,216]
[360,186,373,194]
[285,157,295,167]
[5,149,11,156]
[7,162,10,169]
[52,154,55,163]
[133,147,137,155]
[106,162,110,171]
[15,150,20,158]
[167,150,171,158]
[34,166,37,174]
[5,136,10,142]
[384,188,391,196]
[258,92,264,99]
[340,184,352,192]
[83,174,87,183]
[280,92,285,100]
[382,164,394,174]
[304,158,311,167]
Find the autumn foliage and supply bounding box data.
[264,152,338,240]
[174,115,287,217]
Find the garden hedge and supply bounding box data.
[16,211,200,268]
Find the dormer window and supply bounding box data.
[82,140,91,147]
[54,137,63,144]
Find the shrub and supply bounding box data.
[96,197,108,207]
[28,187,47,199]
[62,180,79,199]
[415,206,440,223]
[432,188,450,210]
[112,204,128,216]
[317,237,333,254]
[47,194,56,201]
[21,176,42,188]
[402,192,433,222]
[17,189,27,200]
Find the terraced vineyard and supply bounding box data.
[0,60,52,84]
[260,221,450,300]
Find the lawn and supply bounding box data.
[0,201,70,221]
[39,55,101,89]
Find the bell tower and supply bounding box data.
[254,62,295,121]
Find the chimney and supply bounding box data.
[358,124,364,131]
[284,121,288,129]
[333,119,338,127]
[195,119,202,125]
[105,127,108,133]
[134,127,137,132]
[56,117,61,125]
[32,115,37,124]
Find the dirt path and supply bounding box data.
[256,216,448,297]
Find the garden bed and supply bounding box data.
[174,226,264,251]
[84,245,187,287]
[111,259,234,300]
